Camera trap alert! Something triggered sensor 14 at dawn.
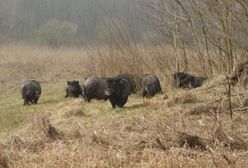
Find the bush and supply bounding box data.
[37,19,77,48]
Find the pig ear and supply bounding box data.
[76,81,79,84]
[67,81,70,85]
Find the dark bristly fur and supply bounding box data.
[65,80,82,98]
[141,74,162,98]
[82,76,108,102]
[172,72,207,88]
[116,73,136,94]
[105,77,131,108]
[21,80,42,105]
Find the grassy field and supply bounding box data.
[1,44,248,167]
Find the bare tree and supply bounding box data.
[139,0,248,76]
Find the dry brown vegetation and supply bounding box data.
[0,44,88,84]
[140,0,248,76]
[0,43,208,91]
[0,0,248,167]
[0,43,248,167]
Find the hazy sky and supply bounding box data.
[0,0,149,43]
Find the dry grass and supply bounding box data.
[0,44,88,84]
[1,44,248,167]
[0,43,209,86]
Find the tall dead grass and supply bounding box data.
[0,42,226,87]
[0,44,88,84]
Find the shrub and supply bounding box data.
[37,19,77,48]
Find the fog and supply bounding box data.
[0,0,149,44]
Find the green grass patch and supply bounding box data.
[0,81,154,134]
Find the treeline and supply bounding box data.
[0,0,148,44]
[0,0,248,76]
